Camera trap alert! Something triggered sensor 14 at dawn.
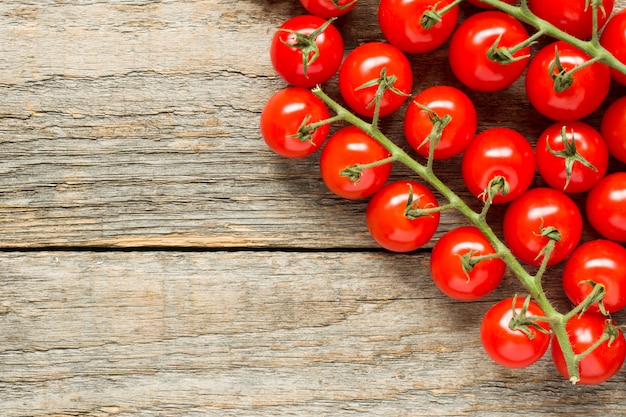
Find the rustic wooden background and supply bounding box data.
[1,0,626,415]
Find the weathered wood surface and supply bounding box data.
[1,0,626,415]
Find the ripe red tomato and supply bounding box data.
[600,8,626,85]
[299,0,357,18]
[481,297,550,369]
[260,87,330,158]
[319,126,393,199]
[466,0,517,9]
[448,11,530,92]
[378,0,459,54]
[339,42,413,118]
[586,172,626,242]
[535,121,608,194]
[461,128,535,204]
[563,239,626,314]
[525,41,610,121]
[270,15,344,88]
[503,188,582,267]
[552,313,626,385]
[404,86,477,160]
[528,0,614,40]
[366,180,439,252]
[600,97,626,163]
[430,226,505,301]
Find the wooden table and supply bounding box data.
[1,1,625,415]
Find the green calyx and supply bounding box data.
[279,17,336,78]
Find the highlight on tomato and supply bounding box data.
[319,126,393,200]
[430,226,505,301]
[366,180,440,252]
[404,85,477,160]
[260,87,330,158]
[480,297,551,368]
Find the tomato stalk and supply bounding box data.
[312,85,584,383]
[545,126,598,190]
[340,156,398,183]
[473,0,626,76]
[421,0,464,30]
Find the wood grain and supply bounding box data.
[2,0,626,415]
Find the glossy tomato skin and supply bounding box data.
[481,297,550,368]
[430,226,505,301]
[525,41,610,121]
[528,0,614,40]
[563,239,626,314]
[466,0,517,8]
[600,97,626,163]
[448,11,530,92]
[378,0,459,54]
[270,15,344,88]
[503,188,582,267]
[461,128,535,204]
[299,0,357,18]
[339,42,413,118]
[586,172,626,242]
[366,180,439,252]
[260,88,330,158]
[600,9,626,85]
[319,126,393,200]
[404,86,477,160]
[552,314,626,384]
[535,121,608,194]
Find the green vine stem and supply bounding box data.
[312,86,584,383]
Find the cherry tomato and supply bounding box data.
[600,96,626,163]
[586,172,626,242]
[430,226,505,301]
[535,121,608,194]
[551,313,626,385]
[461,128,535,204]
[378,0,459,54]
[339,42,413,118]
[404,86,477,160]
[600,8,626,85]
[319,126,393,199]
[503,188,582,267]
[525,41,610,121]
[481,297,551,368]
[299,0,357,18]
[528,0,614,40]
[448,11,530,92]
[260,87,330,158]
[270,15,344,88]
[366,180,439,252]
[563,239,626,314]
[466,0,517,9]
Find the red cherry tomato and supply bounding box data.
[466,0,517,9]
[299,0,357,18]
[404,86,477,160]
[503,188,582,267]
[461,127,535,204]
[378,0,459,54]
[600,96,626,163]
[586,172,626,242]
[535,121,608,194]
[448,11,530,92]
[481,297,550,368]
[339,42,413,118]
[525,41,610,121]
[366,180,439,252]
[600,8,626,85]
[430,226,505,301]
[563,239,626,314]
[319,126,393,199]
[552,313,626,385]
[260,87,330,158]
[270,15,344,88]
[528,0,614,40]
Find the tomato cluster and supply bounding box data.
[261,0,626,384]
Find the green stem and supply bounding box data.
[311,85,581,383]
